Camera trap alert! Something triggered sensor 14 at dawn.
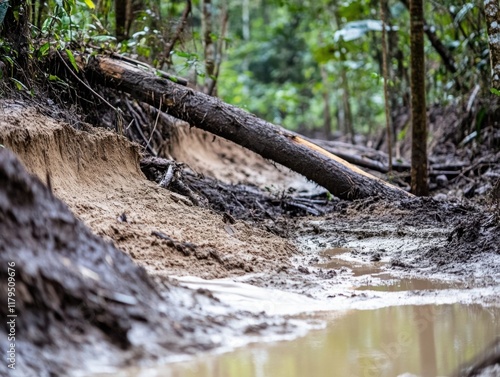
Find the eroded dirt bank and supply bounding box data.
[0,147,299,377]
[0,103,296,279]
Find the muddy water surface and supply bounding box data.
[105,244,499,377]
[95,303,499,377]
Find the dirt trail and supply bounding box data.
[0,102,295,279]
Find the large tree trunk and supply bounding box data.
[1,0,31,77]
[85,56,412,201]
[484,0,500,91]
[409,0,429,196]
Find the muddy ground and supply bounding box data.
[0,99,499,376]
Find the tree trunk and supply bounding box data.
[1,0,31,76]
[400,0,458,76]
[320,65,332,139]
[162,0,192,68]
[340,66,354,143]
[115,0,129,42]
[409,0,429,196]
[484,0,500,91]
[380,0,393,173]
[202,0,215,94]
[85,56,413,201]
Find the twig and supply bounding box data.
[55,49,119,115]
[162,0,192,68]
[466,84,481,113]
[123,99,157,156]
[146,102,161,152]
[207,3,229,96]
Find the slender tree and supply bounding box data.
[162,0,192,68]
[409,0,429,196]
[484,0,500,91]
[115,0,129,42]
[320,65,332,139]
[202,0,215,94]
[380,0,393,173]
[1,0,31,79]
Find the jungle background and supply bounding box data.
[0,0,496,146]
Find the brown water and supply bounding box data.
[316,247,460,291]
[98,303,500,377]
[356,275,461,292]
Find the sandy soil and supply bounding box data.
[0,102,298,279]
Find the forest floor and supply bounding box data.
[0,99,499,376]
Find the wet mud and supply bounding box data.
[0,147,304,377]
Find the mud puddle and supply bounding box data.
[355,275,462,292]
[91,303,500,377]
[314,247,462,292]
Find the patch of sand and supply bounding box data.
[0,103,295,278]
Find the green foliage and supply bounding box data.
[65,49,78,71]
[490,88,500,96]
[0,41,14,77]
[37,0,113,49]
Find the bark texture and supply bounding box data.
[86,56,413,201]
[409,0,429,196]
[484,0,500,90]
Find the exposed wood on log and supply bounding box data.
[110,52,188,86]
[85,55,413,201]
[288,135,382,181]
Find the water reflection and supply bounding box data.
[99,304,500,377]
[316,247,461,292]
[356,275,461,292]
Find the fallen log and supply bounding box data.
[84,55,413,201]
[314,140,467,178]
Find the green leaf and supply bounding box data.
[65,49,79,72]
[83,0,96,9]
[10,78,28,91]
[490,88,500,97]
[3,56,13,67]
[39,42,50,58]
[90,35,116,42]
[175,51,192,58]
